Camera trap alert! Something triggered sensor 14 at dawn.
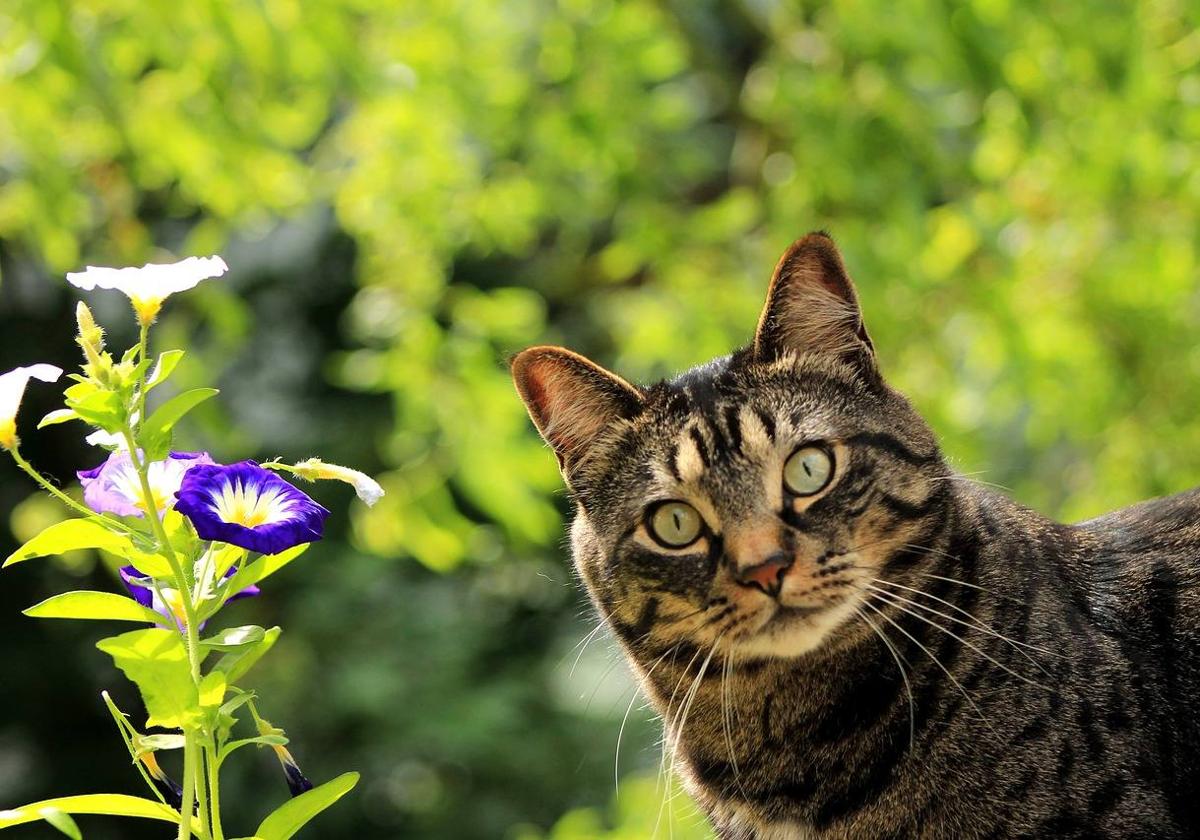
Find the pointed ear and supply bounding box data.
[511,346,644,468]
[753,233,875,370]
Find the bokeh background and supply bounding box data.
[2,1,1199,837]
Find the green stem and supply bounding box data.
[194,743,211,840]
[207,746,225,840]
[123,325,214,840]
[8,446,133,532]
[179,730,199,840]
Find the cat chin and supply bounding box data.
[731,597,860,660]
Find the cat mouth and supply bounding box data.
[761,603,826,628]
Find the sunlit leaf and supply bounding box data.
[212,626,281,683]
[95,628,196,728]
[4,520,131,568]
[24,591,163,624]
[138,387,219,460]
[254,772,359,840]
[0,793,196,831]
[201,625,266,652]
[145,349,185,390]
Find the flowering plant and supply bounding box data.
[0,257,383,839]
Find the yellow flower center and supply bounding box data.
[211,480,292,528]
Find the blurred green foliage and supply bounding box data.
[1,0,1198,837]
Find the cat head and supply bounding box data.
[512,233,949,662]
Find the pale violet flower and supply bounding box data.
[0,364,63,450]
[78,450,214,517]
[66,255,228,324]
[287,457,385,507]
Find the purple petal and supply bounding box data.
[174,461,329,555]
[78,450,214,518]
[118,565,155,609]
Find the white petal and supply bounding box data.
[0,364,63,424]
[66,255,228,302]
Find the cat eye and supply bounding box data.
[783,445,834,496]
[647,501,704,548]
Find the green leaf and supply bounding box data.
[213,626,281,683]
[65,385,125,430]
[145,349,185,390]
[37,808,82,840]
[4,520,131,568]
[218,733,289,763]
[254,772,360,840]
[199,670,227,709]
[227,544,310,594]
[24,591,163,624]
[138,387,218,460]
[96,629,197,729]
[201,625,266,652]
[0,793,195,831]
[37,408,80,429]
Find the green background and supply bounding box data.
[1,1,1198,837]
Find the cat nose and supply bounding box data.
[733,551,792,597]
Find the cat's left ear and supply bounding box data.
[511,346,645,470]
[753,232,876,372]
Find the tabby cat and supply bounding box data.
[510,233,1200,839]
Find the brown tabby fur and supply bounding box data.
[511,233,1200,839]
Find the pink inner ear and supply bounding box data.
[512,347,643,464]
[755,234,873,361]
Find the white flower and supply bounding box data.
[289,457,386,507]
[66,255,229,324]
[0,364,64,449]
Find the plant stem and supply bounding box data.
[207,746,225,840]
[194,742,211,840]
[8,446,133,531]
[179,730,199,840]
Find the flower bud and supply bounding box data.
[74,302,113,384]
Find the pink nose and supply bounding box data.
[734,552,792,597]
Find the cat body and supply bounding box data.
[512,234,1200,839]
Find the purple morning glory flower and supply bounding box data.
[78,450,214,517]
[274,744,315,797]
[119,565,259,630]
[174,461,329,555]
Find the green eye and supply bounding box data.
[784,445,834,496]
[648,501,704,548]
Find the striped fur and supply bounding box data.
[512,233,1200,838]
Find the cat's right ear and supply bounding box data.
[511,346,644,469]
[753,232,876,373]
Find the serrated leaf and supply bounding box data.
[38,409,80,429]
[37,808,81,840]
[0,793,196,831]
[4,520,131,568]
[24,591,163,624]
[96,629,196,729]
[145,349,185,390]
[254,772,359,840]
[201,625,265,652]
[138,387,218,460]
[213,626,281,683]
